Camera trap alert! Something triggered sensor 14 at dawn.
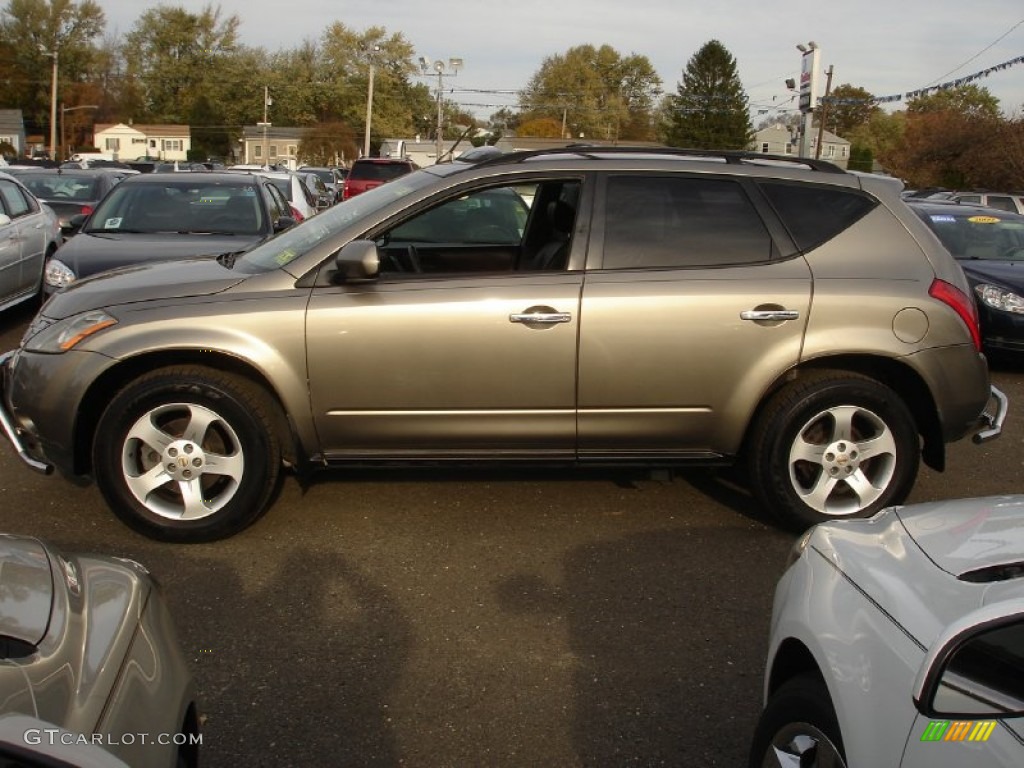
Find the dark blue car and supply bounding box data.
[910,200,1024,356]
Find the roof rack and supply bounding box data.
[471,145,847,174]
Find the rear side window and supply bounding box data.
[760,182,876,252]
[602,175,773,269]
[0,180,34,217]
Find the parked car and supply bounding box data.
[0,147,1006,542]
[299,170,334,211]
[909,200,1024,357]
[299,165,343,202]
[0,533,199,767]
[0,170,62,313]
[42,171,296,293]
[6,167,129,234]
[248,169,319,221]
[341,156,418,199]
[951,191,1024,215]
[750,495,1024,767]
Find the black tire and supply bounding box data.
[748,675,847,768]
[93,366,282,542]
[748,371,919,531]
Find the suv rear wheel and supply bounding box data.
[748,371,919,530]
[92,366,281,542]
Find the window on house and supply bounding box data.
[288,145,297,156]
[826,145,835,158]
[254,145,262,159]
[761,143,769,154]
[105,138,120,151]
[841,146,848,158]
[269,145,278,158]
[162,139,182,151]
[784,144,794,155]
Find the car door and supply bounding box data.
[0,178,44,305]
[305,178,586,459]
[577,173,811,457]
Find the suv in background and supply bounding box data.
[342,156,417,200]
[0,147,1006,542]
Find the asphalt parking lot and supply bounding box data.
[2,300,1022,767]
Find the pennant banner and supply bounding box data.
[821,54,1024,106]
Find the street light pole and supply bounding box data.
[363,44,380,158]
[256,86,271,168]
[418,57,462,164]
[39,45,58,160]
[795,41,820,158]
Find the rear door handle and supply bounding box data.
[509,310,572,325]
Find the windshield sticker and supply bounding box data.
[930,215,956,223]
[967,216,1001,224]
[274,249,295,265]
[104,217,123,228]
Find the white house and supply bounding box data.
[751,123,850,169]
[93,123,191,161]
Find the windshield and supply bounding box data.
[85,179,266,235]
[19,174,100,201]
[235,166,445,273]
[920,209,1024,260]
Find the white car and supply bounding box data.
[751,495,1024,767]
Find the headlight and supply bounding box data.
[975,283,1024,314]
[44,258,76,289]
[23,310,118,353]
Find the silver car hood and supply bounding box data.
[812,497,1024,650]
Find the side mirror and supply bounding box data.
[913,600,1024,718]
[65,214,88,234]
[334,240,380,281]
[273,216,297,232]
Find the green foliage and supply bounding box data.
[660,40,751,150]
[297,121,358,165]
[519,44,661,141]
[847,144,874,173]
[907,84,1000,120]
[825,84,880,137]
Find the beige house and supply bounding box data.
[751,123,850,169]
[93,123,191,161]
[239,126,302,169]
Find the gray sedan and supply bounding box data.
[0,171,62,313]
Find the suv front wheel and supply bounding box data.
[92,366,282,542]
[748,371,919,530]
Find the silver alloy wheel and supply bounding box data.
[764,723,847,767]
[787,404,897,516]
[120,402,246,520]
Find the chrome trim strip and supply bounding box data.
[509,312,572,324]
[740,309,800,321]
[0,350,53,475]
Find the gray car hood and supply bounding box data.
[44,256,248,319]
[54,230,262,280]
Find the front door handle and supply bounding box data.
[510,308,572,325]
[740,309,800,322]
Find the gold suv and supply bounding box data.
[0,148,1007,541]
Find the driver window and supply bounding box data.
[376,180,579,276]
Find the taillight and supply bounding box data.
[929,278,982,351]
[80,205,93,216]
[289,204,304,222]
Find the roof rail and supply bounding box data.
[471,145,847,174]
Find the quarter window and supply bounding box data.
[759,181,877,253]
[601,175,773,269]
[0,180,32,218]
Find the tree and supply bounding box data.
[519,44,661,141]
[297,120,358,165]
[907,84,1001,120]
[824,84,880,138]
[660,40,751,150]
[121,4,240,123]
[516,117,562,138]
[0,0,106,139]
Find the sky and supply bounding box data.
[94,1,1024,123]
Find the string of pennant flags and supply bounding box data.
[821,53,1024,105]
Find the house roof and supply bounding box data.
[95,123,191,138]
[0,109,25,134]
[241,126,306,140]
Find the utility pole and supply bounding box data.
[815,65,835,160]
[256,86,271,167]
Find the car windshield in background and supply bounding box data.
[86,181,265,235]
[17,175,101,201]
[920,209,1024,260]
[235,167,438,273]
[349,162,414,182]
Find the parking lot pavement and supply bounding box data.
[2,303,1022,766]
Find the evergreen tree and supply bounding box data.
[661,40,751,150]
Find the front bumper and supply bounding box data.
[0,350,52,474]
